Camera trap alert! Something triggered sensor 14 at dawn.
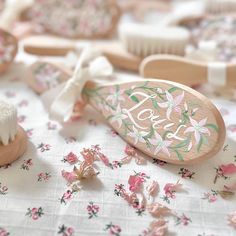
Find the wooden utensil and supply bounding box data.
[51,78,225,165]
[140,55,236,87]
[20,0,121,39]
[0,28,18,74]
[23,37,142,71]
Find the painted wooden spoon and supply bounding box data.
[0,28,18,74]
[54,79,225,165]
[38,52,224,165]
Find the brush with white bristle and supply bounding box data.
[206,0,236,14]
[119,23,190,58]
[0,100,27,166]
[0,100,17,145]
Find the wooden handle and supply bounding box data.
[140,55,236,87]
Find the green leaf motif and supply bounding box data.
[205,124,219,132]
[197,135,204,153]
[168,87,180,93]
[172,138,190,149]
[174,150,184,161]
[130,95,139,103]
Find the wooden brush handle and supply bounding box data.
[140,55,236,87]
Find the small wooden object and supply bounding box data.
[0,28,18,74]
[20,0,121,39]
[140,55,236,87]
[50,77,225,165]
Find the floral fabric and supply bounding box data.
[0,72,236,235]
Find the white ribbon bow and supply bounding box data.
[50,48,113,122]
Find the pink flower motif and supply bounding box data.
[64,152,79,164]
[163,181,182,198]
[228,211,236,229]
[158,91,184,120]
[184,117,210,145]
[146,202,171,217]
[67,227,74,235]
[220,163,236,175]
[128,175,144,192]
[61,170,77,184]
[99,154,110,167]
[0,227,10,236]
[203,192,217,203]
[63,190,72,200]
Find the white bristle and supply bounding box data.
[119,23,190,58]
[0,100,17,146]
[206,0,236,14]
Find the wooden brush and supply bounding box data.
[20,0,121,39]
[0,100,27,166]
[48,78,225,165]
[140,55,236,87]
[37,50,225,165]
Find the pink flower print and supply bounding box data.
[175,213,192,226]
[128,175,144,192]
[202,190,218,203]
[0,228,10,236]
[214,163,236,183]
[18,100,28,107]
[149,132,172,157]
[37,172,51,182]
[21,159,33,171]
[99,154,110,167]
[58,224,75,236]
[62,152,79,165]
[107,129,118,137]
[104,222,121,236]
[158,91,184,120]
[47,121,57,130]
[26,128,33,137]
[37,143,51,152]
[114,184,126,197]
[178,168,195,179]
[227,124,236,133]
[5,91,15,98]
[162,181,182,203]
[122,144,146,165]
[87,202,100,219]
[184,117,210,146]
[17,115,26,123]
[228,211,236,229]
[26,207,44,220]
[0,183,8,195]
[61,170,77,184]
[112,161,122,169]
[146,202,171,217]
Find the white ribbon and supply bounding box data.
[50,48,113,122]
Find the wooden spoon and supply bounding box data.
[0,28,18,74]
[140,55,236,87]
[48,78,225,165]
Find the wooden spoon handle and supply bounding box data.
[140,55,236,87]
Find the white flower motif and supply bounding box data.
[149,132,172,157]
[158,91,185,120]
[106,88,125,105]
[184,117,210,145]
[127,126,149,145]
[110,104,128,128]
